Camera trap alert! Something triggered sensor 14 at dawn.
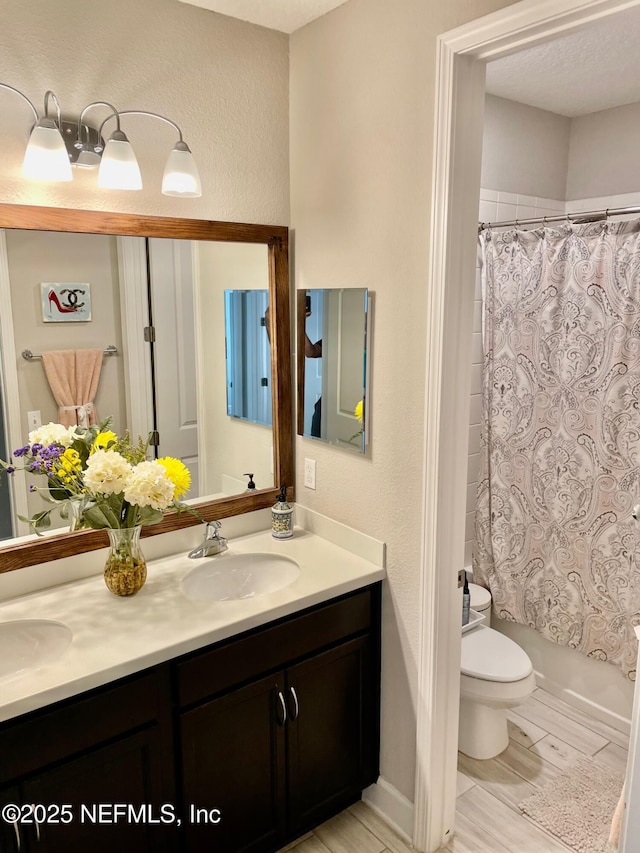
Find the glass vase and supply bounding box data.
[67,501,84,532]
[103,526,147,596]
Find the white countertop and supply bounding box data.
[0,526,386,723]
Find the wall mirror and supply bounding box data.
[297,288,370,453]
[0,204,292,573]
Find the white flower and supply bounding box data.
[124,461,175,511]
[84,450,133,495]
[29,422,81,448]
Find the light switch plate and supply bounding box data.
[27,410,41,431]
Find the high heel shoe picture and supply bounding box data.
[41,283,92,322]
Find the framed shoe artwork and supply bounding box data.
[41,282,92,322]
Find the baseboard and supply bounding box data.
[362,776,414,843]
[534,670,631,737]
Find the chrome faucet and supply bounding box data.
[188,521,228,558]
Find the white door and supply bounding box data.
[148,239,199,498]
[323,290,366,447]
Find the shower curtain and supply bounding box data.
[473,220,640,679]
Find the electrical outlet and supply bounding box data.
[27,410,41,431]
[304,458,316,490]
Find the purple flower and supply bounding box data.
[30,443,43,454]
[41,445,63,459]
[29,484,37,492]
[28,461,44,474]
[6,466,14,474]
[13,445,30,457]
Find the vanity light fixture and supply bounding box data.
[0,83,202,197]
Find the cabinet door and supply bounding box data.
[286,636,371,833]
[22,727,171,853]
[180,671,287,853]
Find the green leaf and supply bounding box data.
[136,507,164,527]
[18,510,53,535]
[82,505,114,530]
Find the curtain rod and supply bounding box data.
[22,344,118,361]
[478,204,640,232]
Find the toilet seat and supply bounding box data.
[461,625,533,683]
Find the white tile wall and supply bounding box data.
[467,189,640,565]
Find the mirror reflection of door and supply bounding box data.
[148,239,199,497]
[0,382,13,538]
[324,289,367,447]
[224,290,272,427]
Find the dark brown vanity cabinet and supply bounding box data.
[176,585,381,853]
[0,671,176,853]
[0,583,381,853]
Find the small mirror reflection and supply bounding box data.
[298,288,369,452]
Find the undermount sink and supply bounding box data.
[0,619,73,682]
[181,553,300,601]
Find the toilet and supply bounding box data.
[459,581,536,760]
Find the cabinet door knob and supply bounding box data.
[289,686,299,720]
[277,690,287,726]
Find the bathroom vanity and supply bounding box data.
[0,528,384,853]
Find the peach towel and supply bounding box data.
[609,783,625,848]
[41,348,103,428]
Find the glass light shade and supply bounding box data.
[23,120,72,182]
[98,132,142,190]
[162,142,202,197]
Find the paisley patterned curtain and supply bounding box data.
[473,221,640,679]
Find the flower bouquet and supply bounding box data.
[1,420,194,595]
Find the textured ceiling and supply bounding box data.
[176,0,350,32]
[486,5,640,117]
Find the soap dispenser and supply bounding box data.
[272,485,293,539]
[462,571,470,626]
[244,473,256,493]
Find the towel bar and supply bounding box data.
[22,345,119,361]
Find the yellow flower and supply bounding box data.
[60,448,81,473]
[354,400,364,423]
[92,430,118,453]
[157,456,191,499]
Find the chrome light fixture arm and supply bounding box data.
[0,83,39,123]
[97,110,185,144]
[42,90,63,128]
[77,101,123,151]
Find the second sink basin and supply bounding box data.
[181,553,300,601]
[0,619,73,682]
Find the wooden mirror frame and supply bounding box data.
[0,203,293,573]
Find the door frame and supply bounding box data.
[415,0,640,850]
[0,231,30,536]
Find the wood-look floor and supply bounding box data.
[281,687,629,853]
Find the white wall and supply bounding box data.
[482,95,571,201]
[6,231,126,434]
[290,0,523,803]
[567,102,640,200]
